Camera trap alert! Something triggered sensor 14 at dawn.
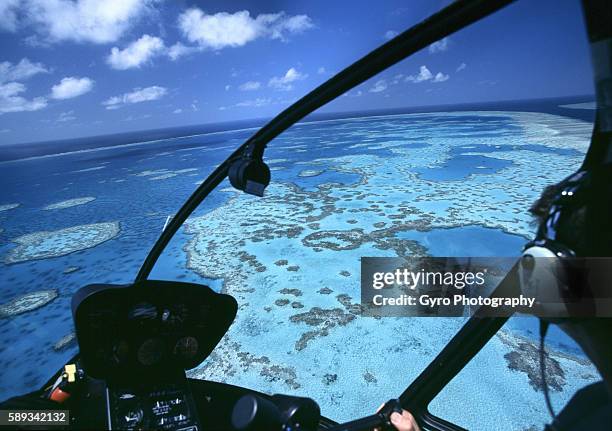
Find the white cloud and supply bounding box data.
[57,110,76,122]
[107,37,202,66]
[107,34,164,70]
[96,14,304,66]
[26,0,155,44]
[178,10,258,48]
[342,89,362,98]
[224,84,231,91]
[123,113,151,121]
[456,62,467,72]
[317,66,326,75]
[266,14,313,40]
[0,58,49,83]
[433,72,449,83]
[173,108,182,114]
[268,67,307,91]
[51,76,94,99]
[428,37,449,53]
[391,73,404,84]
[406,66,433,83]
[405,66,449,84]
[167,42,201,61]
[23,34,50,48]
[102,85,167,109]
[369,79,387,93]
[0,0,21,32]
[236,97,271,107]
[178,8,313,50]
[219,97,274,110]
[239,80,261,91]
[384,30,398,40]
[0,57,51,113]
[0,82,47,113]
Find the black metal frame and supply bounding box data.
[399,262,522,430]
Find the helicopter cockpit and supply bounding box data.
[1,0,610,430]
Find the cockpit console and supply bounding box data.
[71,280,237,430]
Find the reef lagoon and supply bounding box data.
[0,105,601,430]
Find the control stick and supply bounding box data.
[232,394,404,431]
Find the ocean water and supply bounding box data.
[0,103,602,430]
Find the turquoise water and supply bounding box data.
[415,154,514,181]
[0,110,600,430]
[395,226,526,256]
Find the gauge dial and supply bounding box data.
[173,336,199,360]
[136,338,164,366]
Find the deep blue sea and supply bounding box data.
[0,97,601,429]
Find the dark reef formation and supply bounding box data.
[279,288,302,296]
[498,332,566,392]
[288,294,363,351]
[188,340,301,390]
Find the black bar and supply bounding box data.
[321,262,520,431]
[398,262,521,411]
[324,414,386,431]
[401,316,508,408]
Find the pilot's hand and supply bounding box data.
[375,405,421,431]
[388,410,421,431]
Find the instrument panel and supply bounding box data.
[72,280,237,381]
[107,380,200,431]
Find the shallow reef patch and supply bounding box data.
[0,203,20,212]
[4,222,121,264]
[43,197,95,210]
[0,290,58,318]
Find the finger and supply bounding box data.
[401,410,414,422]
[391,410,423,431]
[390,412,412,431]
[401,410,422,431]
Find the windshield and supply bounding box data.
[159,106,597,424]
[147,0,600,425]
[0,0,601,428]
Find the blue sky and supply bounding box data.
[0,0,595,145]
